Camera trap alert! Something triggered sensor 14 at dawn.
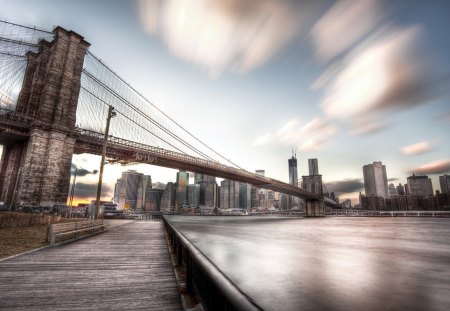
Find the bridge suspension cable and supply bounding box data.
[78,51,244,169]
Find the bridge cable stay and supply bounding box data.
[79,69,218,162]
[81,51,245,170]
[0,20,54,110]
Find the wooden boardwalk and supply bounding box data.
[0,221,183,311]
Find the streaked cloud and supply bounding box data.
[325,178,364,194]
[400,141,433,156]
[73,183,113,199]
[138,0,304,76]
[347,120,387,136]
[253,117,337,151]
[411,159,450,175]
[310,0,383,62]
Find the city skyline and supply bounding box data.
[0,0,449,205]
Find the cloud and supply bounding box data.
[253,117,337,151]
[388,178,399,182]
[347,120,388,136]
[72,183,113,199]
[325,178,364,194]
[411,159,450,175]
[310,0,383,62]
[138,0,304,76]
[400,141,433,155]
[311,2,450,136]
[71,164,98,177]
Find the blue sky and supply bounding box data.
[1,0,449,203]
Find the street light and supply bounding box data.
[95,105,116,219]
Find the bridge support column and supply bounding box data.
[305,199,325,217]
[0,26,89,208]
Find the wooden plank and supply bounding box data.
[0,221,183,310]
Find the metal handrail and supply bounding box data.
[164,216,263,311]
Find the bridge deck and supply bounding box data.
[0,221,182,311]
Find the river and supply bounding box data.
[165,216,450,311]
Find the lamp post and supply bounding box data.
[95,105,116,219]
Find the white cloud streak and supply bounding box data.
[138,0,303,77]
[253,117,337,151]
[401,141,433,155]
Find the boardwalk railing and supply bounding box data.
[326,209,450,217]
[163,216,263,311]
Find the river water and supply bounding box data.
[165,216,450,311]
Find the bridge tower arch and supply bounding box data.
[0,27,90,208]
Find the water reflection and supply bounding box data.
[166,216,450,311]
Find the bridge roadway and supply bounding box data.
[0,108,322,201]
[0,220,183,311]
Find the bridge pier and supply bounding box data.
[0,27,89,208]
[305,199,325,217]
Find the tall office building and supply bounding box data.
[220,180,240,209]
[187,184,200,207]
[145,189,164,211]
[115,170,151,210]
[176,171,189,206]
[161,182,176,212]
[363,161,389,199]
[308,158,319,176]
[407,173,433,197]
[440,174,450,193]
[396,183,405,195]
[204,183,218,207]
[194,173,216,205]
[388,183,398,197]
[288,153,298,186]
[239,183,252,209]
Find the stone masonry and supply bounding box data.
[0,27,90,208]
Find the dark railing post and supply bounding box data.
[186,255,193,293]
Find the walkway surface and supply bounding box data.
[0,221,183,311]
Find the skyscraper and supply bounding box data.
[187,184,200,207]
[363,161,389,199]
[407,173,433,197]
[308,158,319,176]
[176,171,189,206]
[161,182,176,212]
[288,151,298,186]
[239,183,251,209]
[440,174,450,193]
[220,180,240,209]
[194,173,216,205]
[388,183,398,197]
[114,170,152,210]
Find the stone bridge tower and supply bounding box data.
[0,27,90,208]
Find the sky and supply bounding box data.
[1,0,449,205]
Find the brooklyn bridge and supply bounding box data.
[0,20,333,216]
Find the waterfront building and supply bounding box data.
[308,158,319,176]
[363,162,389,199]
[279,194,288,210]
[388,183,398,197]
[136,175,152,210]
[176,171,189,207]
[396,183,405,195]
[115,170,151,210]
[250,186,258,208]
[359,193,386,210]
[220,180,239,209]
[161,182,176,212]
[440,174,450,193]
[407,173,433,197]
[194,173,216,205]
[187,184,200,207]
[145,189,164,211]
[239,183,251,209]
[204,183,218,207]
